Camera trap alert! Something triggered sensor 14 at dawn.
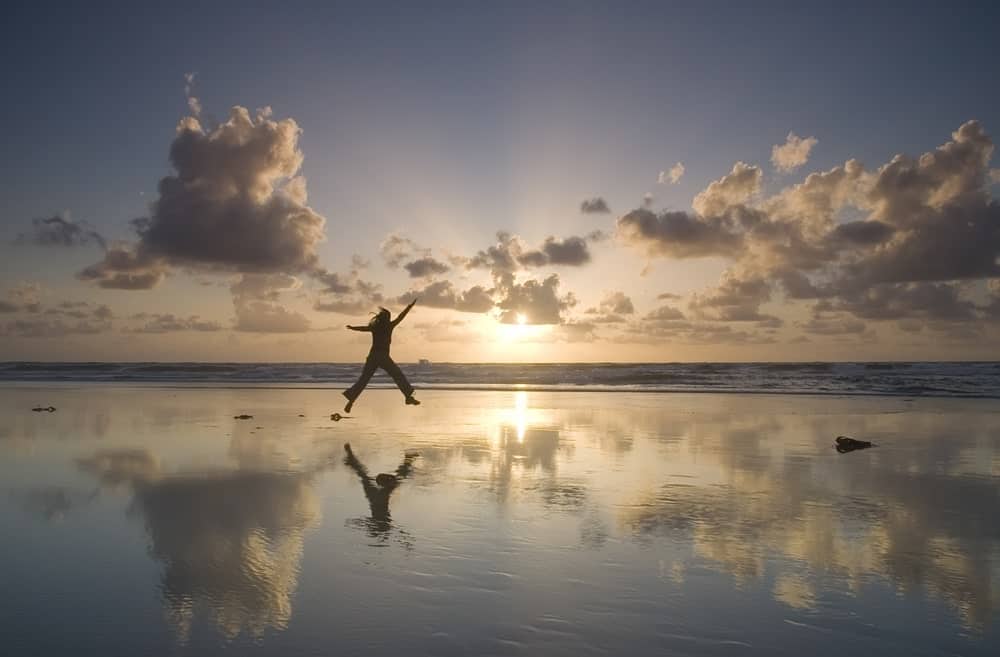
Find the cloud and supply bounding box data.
[1,317,111,338]
[798,317,867,335]
[580,197,610,214]
[379,233,430,268]
[395,280,494,313]
[403,256,450,278]
[616,208,743,259]
[692,162,762,217]
[689,272,779,322]
[468,231,601,275]
[80,106,327,289]
[311,261,385,316]
[0,283,42,314]
[15,215,106,249]
[517,235,594,267]
[495,273,576,324]
[771,132,818,172]
[77,244,168,289]
[620,121,1000,329]
[644,304,685,321]
[585,291,635,323]
[231,274,310,332]
[184,72,201,116]
[130,313,222,333]
[658,162,685,185]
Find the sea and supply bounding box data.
[2,361,999,397]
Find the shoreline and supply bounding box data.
[3,379,1000,400]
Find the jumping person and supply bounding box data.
[343,298,420,413]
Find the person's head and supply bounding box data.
[369,307,391,327]
[375,473,399,490]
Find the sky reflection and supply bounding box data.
[1,386,998,653]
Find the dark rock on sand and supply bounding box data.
[31,406,56,412]
[233,414,253,420]
[835,435,874,453]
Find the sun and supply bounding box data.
[516,313,527,325]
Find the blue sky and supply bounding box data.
[2,2,999,361]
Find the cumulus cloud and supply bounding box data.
[15,215,106,249]
[395,280,494,313]
[689,272,779,323]
[231,274,310,333]
[403,256,450,278]
[771,132,818,172]
[619,120,1000,335]
[580,197,610,214]
[312,260,385,316]
[658,162,685,184]
[517,235,594,267]
[584,291,635,323]
[80,106,327,289]
[617,208,743,259]
[468,231,602,275]
[495,273,576,324]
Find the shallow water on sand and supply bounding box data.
[1,386,999,655]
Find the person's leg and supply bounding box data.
[378,354,417,401]
[343,353,378,411]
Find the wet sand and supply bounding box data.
[1,385,998,655]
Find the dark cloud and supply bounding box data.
[395,280,494,313]
[79,107,327,289]
[77,244,167,290]
[619,121,1000,331]
[616,208,743,259]
[403,256,450,278]
[468,231,602,275]
[15,215,106,249]
[580,197,610,214]
[690,273,778,322]
[518,236,593,268]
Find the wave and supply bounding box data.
[1,361,998,398]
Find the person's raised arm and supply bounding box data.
[346,324,371,332]
[391,298,418,327]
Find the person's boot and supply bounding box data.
[405,395,420,406]
[342,390,354,413]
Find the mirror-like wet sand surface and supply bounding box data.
[2,386,998,655]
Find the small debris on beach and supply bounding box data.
[330,412,353,422]
[835,435,874,453]
[31,406,57,412]
[298,414,305,417]
[233,414,253,420]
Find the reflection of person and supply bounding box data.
[343,443,418,525]
[343,299,420,413]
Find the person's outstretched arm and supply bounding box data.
[346,324,372,332]
[343,443,371,481]
[391,298,418,327]
[394,451,419,480]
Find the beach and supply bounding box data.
[2,384,998,655]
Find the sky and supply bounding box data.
[2,1,1000,362]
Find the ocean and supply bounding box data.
[2,361,999,397]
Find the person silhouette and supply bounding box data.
[343,298,420,413]
[343,443,418,534]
